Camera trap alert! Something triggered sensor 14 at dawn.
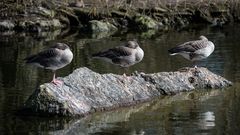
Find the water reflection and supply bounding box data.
[12,88,237,135]
[198,111,215,129]
[0,24,240,134]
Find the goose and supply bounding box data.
[168,35,215,67]
[92,40,144,76]
[24,43,73,85]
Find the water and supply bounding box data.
[0,24,240,134]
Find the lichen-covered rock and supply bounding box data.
[22,67,232,117]
[31,7,55,18]
[0,20,15,31]
[89,20,118,33]
[16,18,63,32]
[134,14,160,30]
[38,19,62,28]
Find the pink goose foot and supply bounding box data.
[51,79,63,86]
[123,73,132,83]
[51,72,63,86]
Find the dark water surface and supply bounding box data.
[0,24,240,134]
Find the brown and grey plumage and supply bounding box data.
[92,41,144,68]
[24,43,73,85]
[168,35,215,62]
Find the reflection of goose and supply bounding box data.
[92,41,144,68]
[24,43,73,85]
[198,111,215,129]
[168,36,215,66]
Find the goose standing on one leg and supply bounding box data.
[168,35,215,68]
[24,43,73,85]
[92,40,144,76]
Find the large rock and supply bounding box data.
[22,67,232,116]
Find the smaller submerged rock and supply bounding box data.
[22,67,232,116]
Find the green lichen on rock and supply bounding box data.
[134,14,160,30]
[89,20,118,33]
[37,19,62,28]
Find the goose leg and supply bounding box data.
[123,67,132,83]
[193,61,198,69]
[51,71,63,85]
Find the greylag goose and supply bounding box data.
[24,43,73,85]
[168,35,215,67]
[92,41,144,68]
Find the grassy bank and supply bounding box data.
[0,0,239,32]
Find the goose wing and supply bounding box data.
[169,40,208,54]
[92,46,133,59]
[24,48,61,67]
